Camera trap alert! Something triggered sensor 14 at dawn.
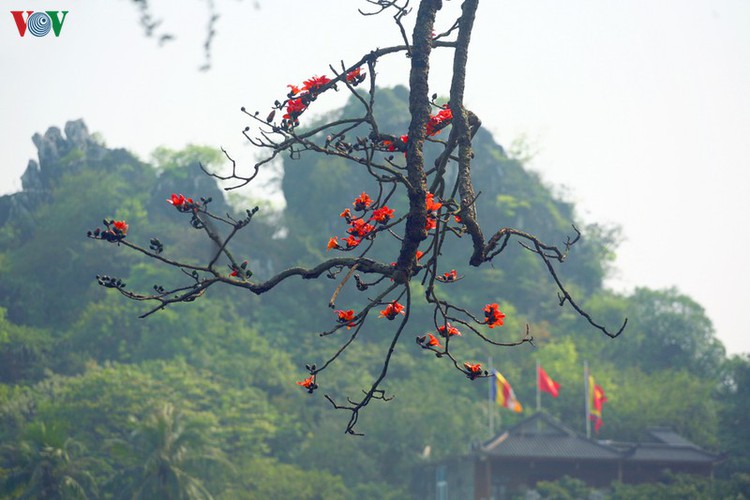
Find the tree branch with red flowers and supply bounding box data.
[90,0,626,435]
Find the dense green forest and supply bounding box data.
[1,88,748,499]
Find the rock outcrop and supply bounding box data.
[0,120,123,235]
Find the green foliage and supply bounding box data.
[223,457,348,500]
[717,355,750,476]
[534,473,750,500]
[603,367,719,446]
[0,308,52,383]
[0,161,153,327]
[0,421,98,499]
[609,473,735,500]
[0,97,736,498]
[113,402,225,499]
[535,475,593,500]
[151,145,224,176]
[602,288,725,377]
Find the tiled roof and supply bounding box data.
[645,427,698,447]
[481,413,621,460]
[624,443,719,463]
[479,413,720,464]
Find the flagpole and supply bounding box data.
[488,357,494,437]
[536,359,541,413]
[584,360,591,439]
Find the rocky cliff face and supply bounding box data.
[0,120,112,232]
[0,120,229,240]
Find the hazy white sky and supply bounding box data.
[2,0,749,354]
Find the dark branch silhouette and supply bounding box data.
[92,0,626,434]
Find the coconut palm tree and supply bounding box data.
[0,421,98,499]
[115,403,228,500]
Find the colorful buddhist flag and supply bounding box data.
[589,375,608,433]
[537,365,560,398]
[492,370,523,413]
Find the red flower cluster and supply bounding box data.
[282,75,332,126]
[379,107,450,153]
[382,134,409,153]
[343,235,361,248]
[372,206,394,223]
[283,98,307,121]
[167,193,199,212]
[327,237,340,251]
[343,217,374,249]
[425,192,442,231]
[426,107,453,136]
[440,269,458,282]
[376,105,451,155]
[328,192,396,251]
[425,193,442,212]
[437,322,461,337]
[112,220,129,236]
[88,219,129,242]
[483,303,506,328]
[297,375,317,394]
[348,218,375,238]
[335,309,356,328]
[353,192,372,211]
[379,301,405,320]
[464,362,483,380]
[302,75,331,92]
[346,67,366,86]
[416,333,443,350]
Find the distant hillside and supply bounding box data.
[0,90,739,499]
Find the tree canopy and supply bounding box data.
[0,1,744,498]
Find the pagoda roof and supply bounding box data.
[609,427,721,464]
[478,412,720,464]
[480,412,621,460]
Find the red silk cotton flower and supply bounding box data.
[371,206,394,223]
[348,218,375,238]
[441,270,458,282]
[343,235,361,248]
[382,134,408,153]
[346,67,361,82]
[425,192,442,212]
[302,75,331,93]
[296,376,317,393]
[353,192,372,211]
[346,67,366,85]
[437,322,461,337]
[167,193,195,209]
[483,303,506,328]
[283,98,307,121]
[336,309,355,323]
[335,309,356,328]
[379,301,405,320]
[426,107,453,136]
[417,333,443,349]
[463,362,483,380]
[112,220,128,236]
[327,237,340,251]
